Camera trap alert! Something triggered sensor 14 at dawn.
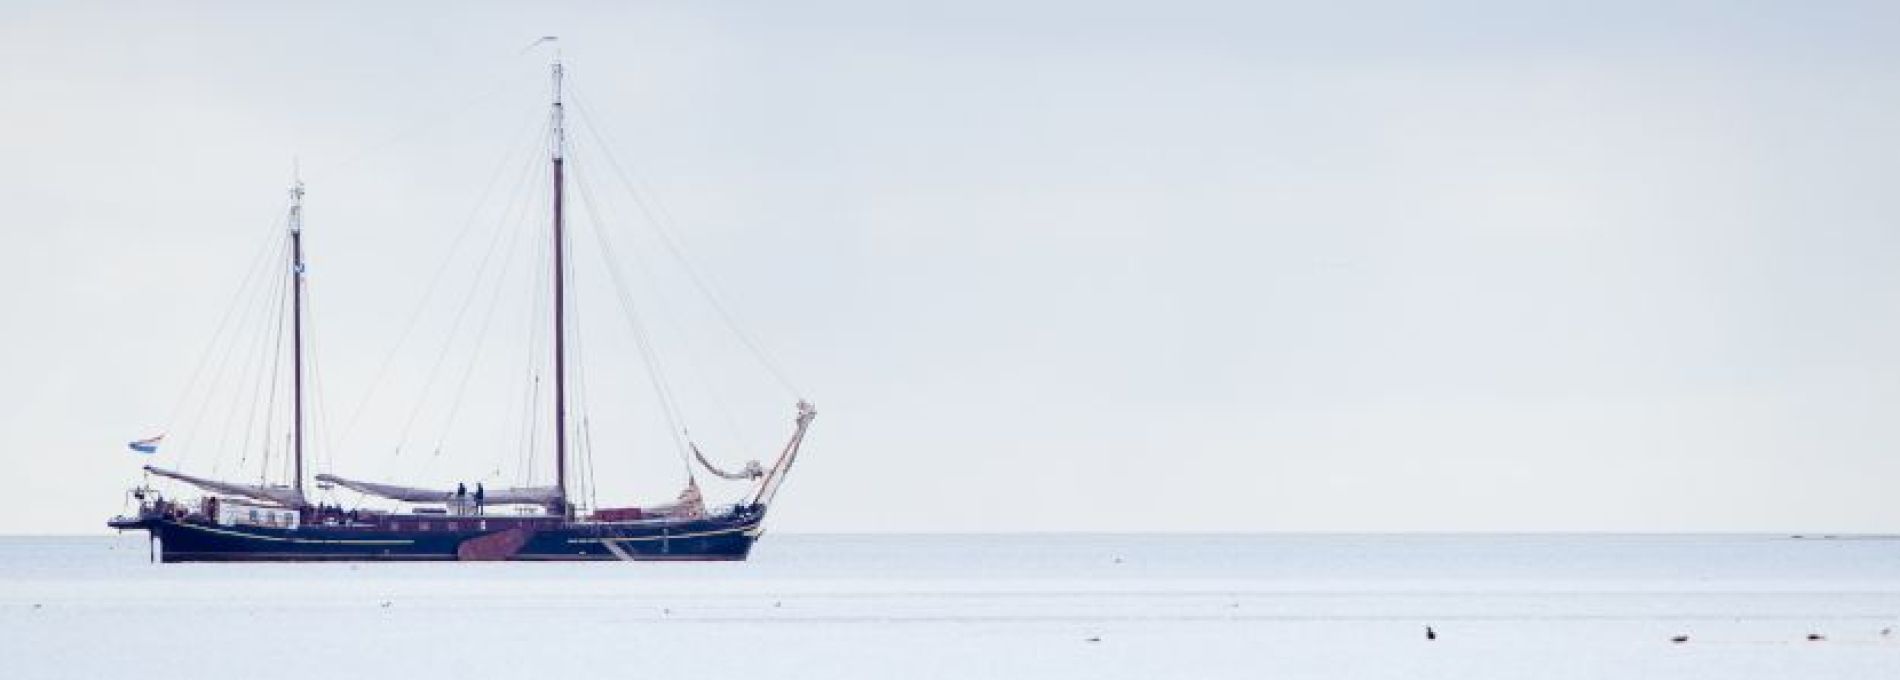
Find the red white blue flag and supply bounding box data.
[128,434,164,454]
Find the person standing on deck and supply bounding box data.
[474,483,485,515]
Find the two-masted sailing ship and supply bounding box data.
[109,54,816,562]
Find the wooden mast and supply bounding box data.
[289,174,307,503]
[550,57,570,517]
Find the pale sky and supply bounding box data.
[5,1,1900,534]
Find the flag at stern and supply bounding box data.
[127,434,164,454]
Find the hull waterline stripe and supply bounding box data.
[168,521,415,545]
[566,523,759,544]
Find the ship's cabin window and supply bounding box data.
[248,509,259,523]
[446,522,458,531]
[479,521,487,531]
[419,522,431,531]
[391,522,401,531]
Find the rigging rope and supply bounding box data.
[219,233,292,477]
[385,132,544,477]
[336,107,548,452]
[515,185,554,487]
[183,230,288,477]
[568,86,805,400]
[168,211,287,472]
[568,156,697,483]
[580,417,600,510]
[567,118,765,465]
[569,279,600,511]
[425,172,535,464]
[253,257,291,485]
[304,279,339,488]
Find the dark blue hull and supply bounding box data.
[115,512,764,562]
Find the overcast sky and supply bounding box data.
[5,1,1900,534]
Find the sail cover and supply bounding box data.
[314,474,561,507]
[144,465,306,508]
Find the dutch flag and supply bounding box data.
[128,434,163,454]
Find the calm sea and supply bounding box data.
[3,534,1897,678]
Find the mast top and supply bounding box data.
[288,172,305,234]
[550,59,566,162]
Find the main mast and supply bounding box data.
[289,175,307,502]
[550,58,570,516]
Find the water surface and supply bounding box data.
[3,534,1897,678]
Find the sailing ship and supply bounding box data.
[108,54,816,562]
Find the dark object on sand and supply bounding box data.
[1425,626,1437,641]
[1670,635,1689,643]
[1806,633,1826,641]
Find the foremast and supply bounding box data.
[142,175,312,510]
[289,174,307,501]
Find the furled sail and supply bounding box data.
[314,473,561,507]
[691,442,763,481]
[144,465,306,508]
